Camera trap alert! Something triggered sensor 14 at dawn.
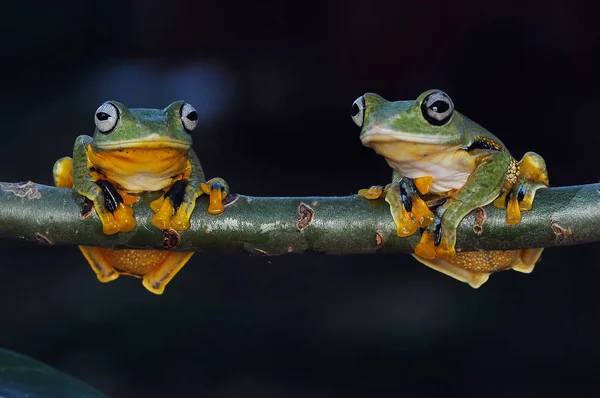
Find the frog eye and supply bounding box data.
[351,96,365,127]
[420,91,454,126]
[180,103,199,132]
[94,102,119,134]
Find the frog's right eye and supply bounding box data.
[94,102,119,134]
[420,91,454,126]
[351,96,365,127]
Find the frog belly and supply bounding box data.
[108,173,179,192]
[88,147,189,193]
[386,154,475,194]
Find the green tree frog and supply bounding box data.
[352,90,549,287]
[53,101,229,294]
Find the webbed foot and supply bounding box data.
[359,177,434,237]
[386,177,435,237]
[92,180,137,235]
[414,205,455,260]
[494,152,549,225]
[151,177,229,231]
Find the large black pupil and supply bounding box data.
[429,100,449,114]
[96,112,110,121]
[186,111,198,121]
[351,103,360,117]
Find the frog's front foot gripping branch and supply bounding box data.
[54,157,136,235]
[359,176,435,237]
[151,178,229,231]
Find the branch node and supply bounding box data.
[474,207,486,235]
[376,231,385,246]
[297,202,315,231]
[162,229,181,250]
[551,222,573,245]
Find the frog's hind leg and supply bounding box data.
[78,247,120,283]
[413,248,542,288]
[412,253,491,288]
[78,247,195,294]
[142,252,195,295]
[494,152,549,225]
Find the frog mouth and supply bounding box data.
[361,128,458,145]
[94,138,191,150]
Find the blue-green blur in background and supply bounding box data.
[2,1,600,396]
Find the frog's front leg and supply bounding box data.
[416,152,512,259]
[54,154,119,282]
[493,152,549,225]
[359,171,434,236]
[151,150,229,231]
[72,136,136,235]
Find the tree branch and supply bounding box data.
[0,181,598,254]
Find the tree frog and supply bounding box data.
[352,90,549,287]
[53,101,229,294]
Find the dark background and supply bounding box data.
[2,1,600,396]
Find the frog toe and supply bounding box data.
[517,180,548,211]
[511,248,543,274]
[202,178,229,215]
[150,196,166,213]
[506,190,522,225]
[412,176,434,195]
[358,185,384,200]
[151,198,175,230]
[386,193,418,237]
[411,196,434,227]
[170,213,191,231]
[113,203,136,232]
[415,230,436,259]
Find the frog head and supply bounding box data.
[91,100,197,151]
[352,89,468,146]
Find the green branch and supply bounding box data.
[0,181,598,254]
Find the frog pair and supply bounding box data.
[54,90,549,294]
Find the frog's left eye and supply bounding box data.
[421,91,454,126]
[94,102,119,134]
[351,96,365,127]
[180,103,199,132]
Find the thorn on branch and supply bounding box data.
[34,232,52,246]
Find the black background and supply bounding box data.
[2,1,600,396]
